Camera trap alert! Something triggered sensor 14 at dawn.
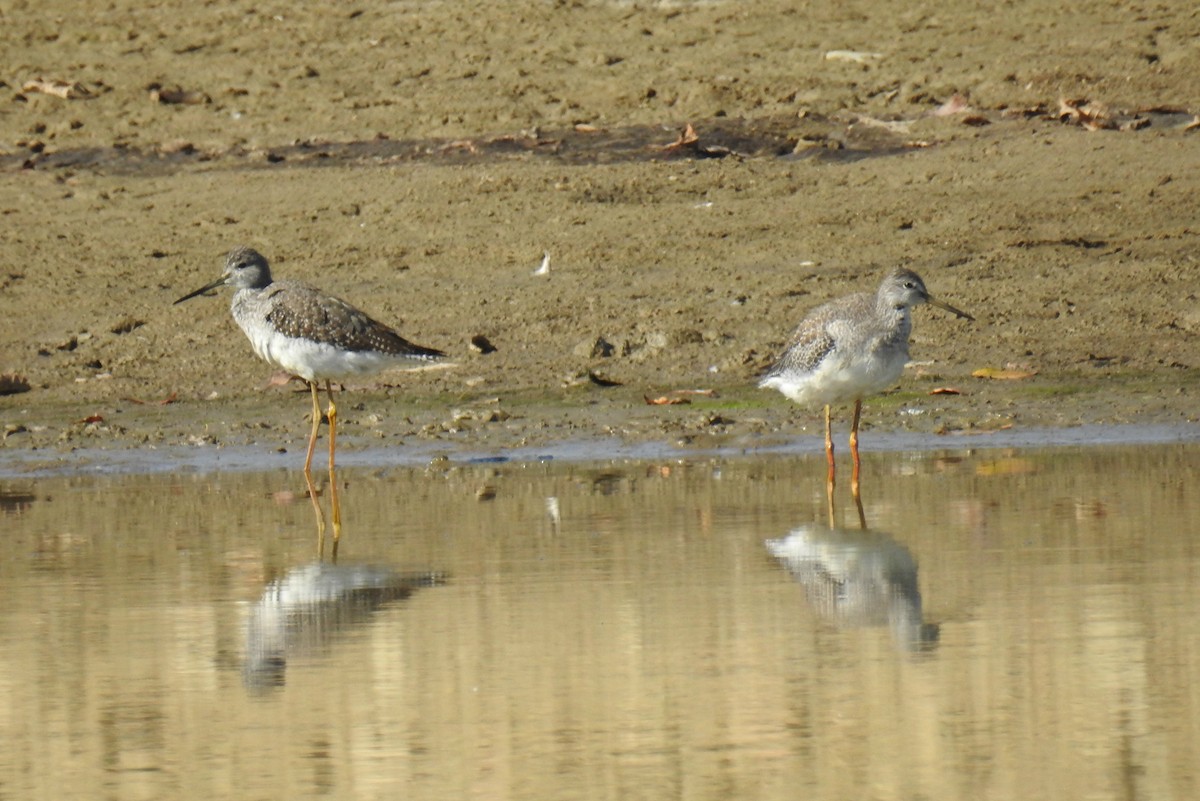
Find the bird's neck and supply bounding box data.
[230,285,266,310]
[876,301,914,340]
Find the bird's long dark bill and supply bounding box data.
[927,296,974,321]
[174,277,226,305]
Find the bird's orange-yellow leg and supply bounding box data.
[325,380,342,544]
[824,403,836,488]
[303,380,327,541]
[849,398,863,498]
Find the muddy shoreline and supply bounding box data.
[2,1,1197,467]
[3,422,1198,480]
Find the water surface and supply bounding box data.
[1,443,1197,800]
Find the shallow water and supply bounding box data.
[2,443,1198,801]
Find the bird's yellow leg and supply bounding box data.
[850,398,863,499]
[304,380,322,477]
[824,404,836,489]
[303,381,326,542]
[325,380,342,544]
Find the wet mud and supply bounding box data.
[1,0,1197,467]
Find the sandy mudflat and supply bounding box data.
[1,1,1197,463]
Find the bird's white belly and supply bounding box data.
[761,347,907,407]
[244,326,399,381]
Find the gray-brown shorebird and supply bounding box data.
[759,268,972,492]
[175,246,445,541]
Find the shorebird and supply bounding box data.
[175,246,445,541]
[759,268,972,492]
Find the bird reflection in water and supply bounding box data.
[766,492,938,653]
[243,562,445,691]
